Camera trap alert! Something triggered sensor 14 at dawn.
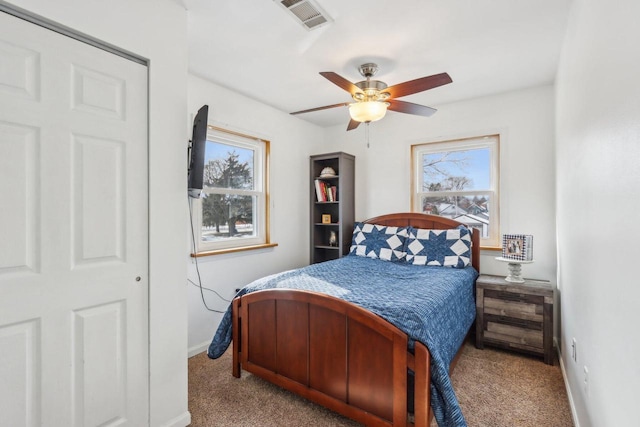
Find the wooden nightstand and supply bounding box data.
[475,274,555,365]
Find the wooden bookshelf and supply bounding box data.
[310,152,355,264]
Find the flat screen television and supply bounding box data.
[188,105,209,198]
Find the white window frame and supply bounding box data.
[411,134,500,248]
[191,126,272,255]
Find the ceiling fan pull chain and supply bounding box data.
[366,122,370,148]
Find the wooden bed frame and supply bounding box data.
[231,213,480,427]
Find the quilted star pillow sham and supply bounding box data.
[349,222,408,262]
[405,225,472,268]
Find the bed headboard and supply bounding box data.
[363,212,480,272]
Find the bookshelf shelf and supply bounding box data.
[310,152,355,264]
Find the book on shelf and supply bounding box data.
[314,180,338,202]
[314,179,325,202]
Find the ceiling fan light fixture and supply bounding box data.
[349,101,388,123]
[290,64,452,131]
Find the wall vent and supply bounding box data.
[274,0,332,30]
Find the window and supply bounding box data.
[191,126,273,255]
[411,135,500,248]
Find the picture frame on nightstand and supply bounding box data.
[502,234,533,261]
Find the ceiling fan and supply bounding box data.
[290,63,452,131]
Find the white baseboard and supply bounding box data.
[188,339,210,358]
[158,411,191,427]
[556,338,580,427]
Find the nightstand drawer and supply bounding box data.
[484,288,543,304]
[485,320,543,349]
[484,296,544,322]
[484,313,542,330]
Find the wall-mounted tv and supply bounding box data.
[188,105,209,198]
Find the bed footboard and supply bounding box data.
[232,289,433,427]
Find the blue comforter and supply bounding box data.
[208,255,477,427]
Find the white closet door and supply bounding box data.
[0,11,149,427]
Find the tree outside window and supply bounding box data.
[202,150,254,239]
[412,135,500,248]
[192,127,269,253]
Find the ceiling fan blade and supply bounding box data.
[347,119,361,131]
[387,99,437,117]
[385,72,452,99]
[290,102,350,115]
[320,72,363,96]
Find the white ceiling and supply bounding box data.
[186,0,573,128]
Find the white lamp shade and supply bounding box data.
[349,101,388,123]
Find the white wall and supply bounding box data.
[555,1,640,426]
[187,74,323,353]
[320,85,557,282]
[6,1,191,426]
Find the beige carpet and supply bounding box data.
[188,342,573,426]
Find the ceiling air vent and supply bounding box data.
[275,0,332,30]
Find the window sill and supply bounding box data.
[191,242,278,258]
